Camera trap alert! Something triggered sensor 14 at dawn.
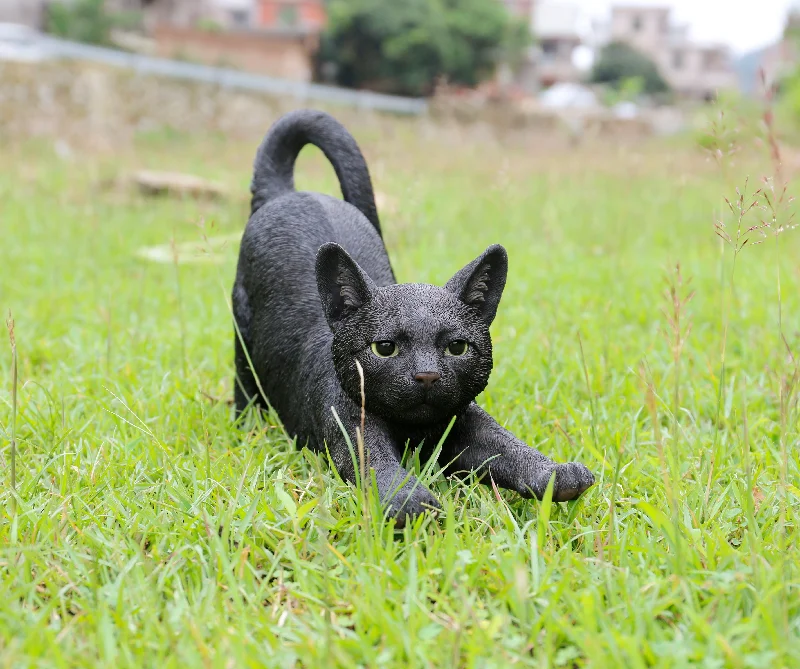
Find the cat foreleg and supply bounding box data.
[322,404,440,527]
[443,403,594,502]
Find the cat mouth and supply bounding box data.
[386,397,454,425]
[413,397,445,412]
[407,403,440,420]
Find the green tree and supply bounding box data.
[319,0,530,97]
[47,0,113,45]
[591,41,670,96]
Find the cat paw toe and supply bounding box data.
[523,463,594,502]
[385,486,440,529]
[552,462,595,502]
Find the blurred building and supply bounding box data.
[758,41,796,91]
[110,0,325,31]
[0,0,48,29]
[256,0,325,31]
[595,5,738,100]
[500,0,583,93]
[534,2,582,87]
[757,10,800,91]
[113,0,326,81]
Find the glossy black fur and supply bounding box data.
[233,110,594,526]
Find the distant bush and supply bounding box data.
[317,0,531,97]
[47,0,111,45]
[47,0,144,46]
[591,42,670,96]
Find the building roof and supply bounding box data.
[535,2,581,40]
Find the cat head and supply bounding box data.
[316,243,508,426]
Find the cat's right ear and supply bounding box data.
[315,243,376,327]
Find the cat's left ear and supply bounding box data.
[445,244,508,325]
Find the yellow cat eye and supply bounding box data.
[445,340,469,357]
[371,341,398,358]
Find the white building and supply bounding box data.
[501,0,584,93]
[0,0,47,29]
[594,5,738,99]
[534,2,583,88]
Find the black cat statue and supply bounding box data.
[232,110,595,527]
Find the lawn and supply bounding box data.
[1,113,799,667]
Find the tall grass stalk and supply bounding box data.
[713,179,765,441]
[354,359,370,528]
[760,69,797,634]
[740,383,758,571]
[171,235,187,377]
[607,434,625,559]
[6,311,17,517]
[643,363,682,575]
[577,331,598,448]
[103,295,113,376]
[662,263,694,456]
[706,111,746,458]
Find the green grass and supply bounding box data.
[1,119,799,668]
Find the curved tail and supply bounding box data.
[250,109,381,235]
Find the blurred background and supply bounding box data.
[2,0,800,144]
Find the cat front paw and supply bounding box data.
[382,479,441,529]
[522,462,595,502]
[550,462,595,502]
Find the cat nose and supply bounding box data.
[414,372,441,389]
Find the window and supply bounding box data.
[672,50,684,70]
[632,14,642,31]
[230,9,249,27]
[541,40,559,56]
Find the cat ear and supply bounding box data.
[445,244,508,325]
[315,243,376,326]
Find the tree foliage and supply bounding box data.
[46,0,143,46]
[590,41,670,95]
[319,0,531,97]
[47,0,113,45]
